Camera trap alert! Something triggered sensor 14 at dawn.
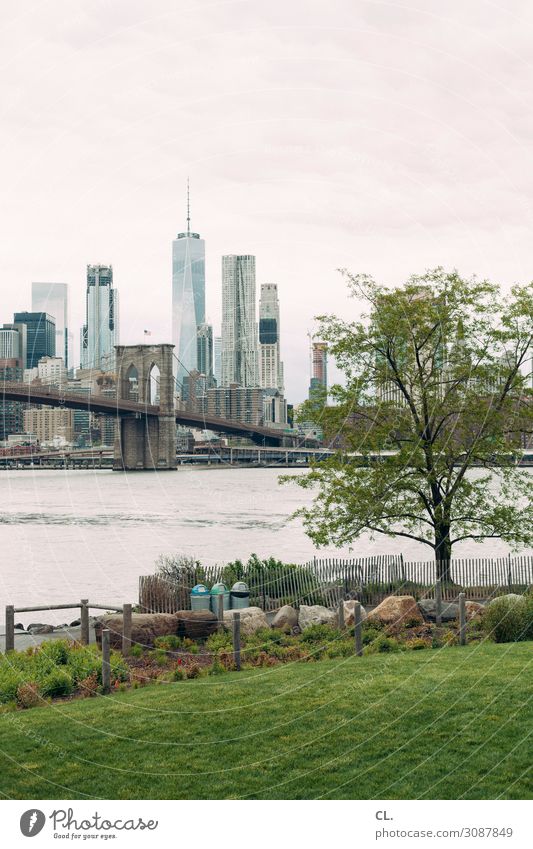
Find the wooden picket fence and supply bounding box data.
[139,554,533,613]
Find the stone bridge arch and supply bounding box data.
[114,344,176,471]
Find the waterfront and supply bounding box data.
[0,467,528,624]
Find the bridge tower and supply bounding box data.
[113,344,177,471]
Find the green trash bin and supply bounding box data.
[190,584,211,611]
[210,582,230,614]
[230,581,250,609]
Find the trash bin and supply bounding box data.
[190,584,211,611]
[230,581,250,610]
[210,582,230,614]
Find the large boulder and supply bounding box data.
[272,605,299,632]
[95,613,179,649]
[418,599,459,623]
[175,610,218,639]
[368,595,423,626]
[464,601,485,620]
[299,605,336,631]
[340,600,368,627]
[223,607,268,635]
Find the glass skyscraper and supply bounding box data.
[80,265,119,371]
[221,255,259,387]
[32,282,69,368]
[172,189,205,389]
[196,323,214,386]
[13,312,55,369]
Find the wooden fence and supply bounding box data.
[139,554,533,613]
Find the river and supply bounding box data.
[0,467,527,623]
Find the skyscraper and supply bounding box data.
[32,283,69,368]
[197,323,214,387]
[259,283,284,393]
[80,265,119,371]
[221,255,259,387]
[13,312,55,369]
[172,183,205,389]
[309,339,328,399]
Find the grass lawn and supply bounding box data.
[0,642,531,800]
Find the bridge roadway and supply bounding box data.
[0,382,298,447]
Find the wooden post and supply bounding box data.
[122,603,132,656]
[101,629,111,694]
[354,601,363,657]
[338,597,345,630]
[435,578,442,627]
[459,592,466,646]
[80,599,89,645]
[217,593,224,633]
[232,612,241,671]
[5,605,15,653]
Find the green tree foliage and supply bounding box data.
[286,268,533,578]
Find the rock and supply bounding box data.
[340,600,368,627]
[298,605,336,630]
[272,605,299,632]
[417,599,459,623]
[95,613,179,649]
[368,596,423,626]
[27,623,55,634]
[464,601,484,620]
[223,607,268,635]
[175,610,217,639]
[14,623,25,631]
[69,619,81,627]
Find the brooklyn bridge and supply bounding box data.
[1,344,302,471]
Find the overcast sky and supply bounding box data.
[1,0,533,401]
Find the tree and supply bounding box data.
[287,268,533,580]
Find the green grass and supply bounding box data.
[0,642,531,799]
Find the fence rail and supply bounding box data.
[138,554,533,613]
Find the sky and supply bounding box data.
[1,0,533,401]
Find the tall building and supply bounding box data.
[0,323,27,365]
[13,312,55,369]
[214,336,222,386]
[24,407,74,446]
[37,356,67,386]
[32,283,69,368]
[207,384,264,426]
[221,255,259,387]
[80,265,119,371]
[172,183,205,389]
[197,323,214,386]
[259,284,284,393]
[309,339,328,399]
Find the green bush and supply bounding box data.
[361,626,382,646]
[66,645,102,685]
[300,624,339,644]
[483,596,532,643]
[0,671,24,703]
[205,632,233,653]
[364,635,401,654]
[153,635,182,651]
[39,639,70,665]
[41,669,74,698]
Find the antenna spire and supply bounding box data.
[186,177,190,235]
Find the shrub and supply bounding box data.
[0,671,23,703]
[483,596,531,643]
[173,667,187,681]
[186,663,201,679]
[78,672,99,697]
[300,624,339,644]
[40,669,74,698]
[324,640,353,658]
[66,645,102,685]
[154,635,182,651]
[39,639,70,665]
[361,626,382,646]
[128,643,143,658]
[405,638,430,651]
[364,635,401,654]
[16,682,41,709]
[205,632,233,653]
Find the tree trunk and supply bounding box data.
[435,524,452,582]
